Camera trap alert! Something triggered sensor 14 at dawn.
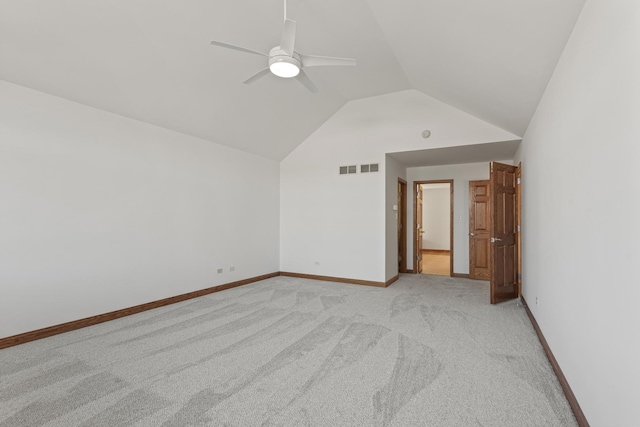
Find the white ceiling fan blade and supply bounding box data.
[295,70,318,93]
[300,54,356,68]
[280,19,297,56]
[210,40,268,57]
[243,68,271,85]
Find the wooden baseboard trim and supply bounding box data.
[451,273,470,279]
[0,272,279,350]
[421,249,451,255]
[279,272,391,288]
[522,298,590,427]
[385,275,399,287]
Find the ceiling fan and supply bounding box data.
[210,0,356,93]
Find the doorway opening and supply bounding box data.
[398,179,408,273]
[413,180,453,277]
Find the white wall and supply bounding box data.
[517,1,640,425]
[280,89,519,283]
[406,161,511,274]
[421,185,450,250]
[0,80,280,339]
[385,155,406,280]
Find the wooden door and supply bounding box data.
[490,162,518,304]
[516,164,522,297]
[415,185,423,273]
[469,180,491,280]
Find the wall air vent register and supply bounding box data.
[339,163,379,175]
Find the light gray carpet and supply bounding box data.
[0,275,577,426]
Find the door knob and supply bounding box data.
[490,237,503,242]
[469,233,475,237]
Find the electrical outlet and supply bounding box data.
[229,266,235,272]
[535,297,538,305]
[217,268,223,274]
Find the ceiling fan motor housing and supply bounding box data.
[269,47,302,77]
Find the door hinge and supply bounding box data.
[517,273,522,280]
[517,177,521,185]
[517,225,521,232]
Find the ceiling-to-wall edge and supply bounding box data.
[0,78,290,163]
[281,89,521,163]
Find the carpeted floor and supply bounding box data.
[0,275,577,426]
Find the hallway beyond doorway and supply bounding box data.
[420,250,450,276]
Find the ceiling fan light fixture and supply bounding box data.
[270,59,300,78]
[209,0,355,92]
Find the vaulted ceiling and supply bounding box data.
[0,0,586,160]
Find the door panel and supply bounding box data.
[469,180,491,280]
[516,164,522,297]
[490,162,518,304]
[416,185,423,273]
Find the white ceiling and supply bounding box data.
[0,0,585,161]
[388,139,521,167]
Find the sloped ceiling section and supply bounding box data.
[367,0,587,135]
[0,0,585,160]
